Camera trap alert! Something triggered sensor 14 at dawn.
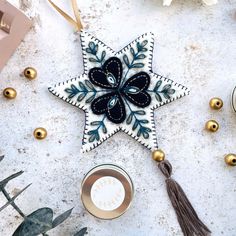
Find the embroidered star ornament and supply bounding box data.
[49,31,189,152]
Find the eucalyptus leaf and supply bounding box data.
[52,208,73,229]
[13,208,53,236]
[0,155,4,162]
[0,171,24,188]
[74,227,88,236]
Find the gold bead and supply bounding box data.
[209,97,223,110]
[152,149,165,162]
[225,154,236,166]
[205,120,219,132]
[24,67,37,80]
[34,127,47,140]
[3,87,17,99]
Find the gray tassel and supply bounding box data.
[158,160,211,236]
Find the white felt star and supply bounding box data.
[49,31,189,152]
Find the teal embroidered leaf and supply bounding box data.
[155,93,162,102]
[90,121,101,126]
[85,80,95,91]
[131,63,144,68]
[125,104,150,139]
[154,80,162,91]
[88,116,107,142]
[130,48,135,57]
[101,51,106,62]
[134,110,145,115]
[139,120,148,124]
[123,39,148,72]
[77,93,86,102]
[126,113,133,124]
[86,41,106,65]
[162,84,171,91]
[132,120,139,131]
[89,58,98,62]
[136,54,146,59]
[102,125,107,134]
[123,55,130,68]
[85,94,96,103]
[65,80,97,103]
[79,82,87,91]
[152,80,176,103]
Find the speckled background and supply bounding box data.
[0,0,236,235]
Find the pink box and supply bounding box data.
[0,0,32,71]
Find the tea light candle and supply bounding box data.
[81,164,134,219]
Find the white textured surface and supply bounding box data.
[0,0,236,235]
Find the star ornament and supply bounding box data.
[49,31,189,152]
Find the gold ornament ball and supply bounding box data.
[224,154,236,166]
[152,149,165,162]
[24,67,37,80]
[3,87,17,99]
[209,97,223,110]
[205,120,219,132]
[34,127,47,140]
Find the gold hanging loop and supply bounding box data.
[48,0,83,31]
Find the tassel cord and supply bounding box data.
[158,160,211,236]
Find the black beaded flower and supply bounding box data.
[88,57,151,124]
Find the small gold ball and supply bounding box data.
[209,97,223,110]
[225,154,236,166]
[152,149,165,162]
[24,67,37,80]
[34,127,47,140]
[3,87,17,99]
[205,120,219,132]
